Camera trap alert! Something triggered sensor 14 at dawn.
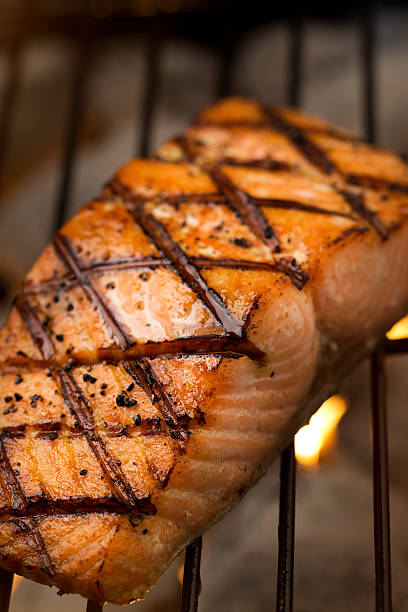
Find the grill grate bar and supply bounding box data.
[360,8,394,610]
[275,19,303,612]
[179,28,241,610]
[286,17,303,109]
[138,32,161,157]
[53,41,89,232]
[360,8,393,611]
[0,569,12,612]
[276,443,297,612]
[180,537,203,612]
[0,42,22,198]
[361,6,376,144]
[370,347,392,612]
[0,38,24,611]
[86,600,103,612]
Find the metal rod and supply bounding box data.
[0,41,22,200]
[276,443,296,612]
[217,32,237,98]
[287,17,303,107]
[370,347,392,612]
[0,568,13,612]
[361,7,393,610]
[86,600,104,612]
[53,41,88,233]
[384,338,408,355]
[361,5,376,143]
[138,33,161,157]
[180,537,202,612]
[275,19,303,612]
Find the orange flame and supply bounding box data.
[295,395,347,469]
[386,315,408,340]
[12,575,22,593]
[178,563,184,584]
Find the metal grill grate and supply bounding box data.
[0,6,405,612]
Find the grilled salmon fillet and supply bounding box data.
[0,97,407,604]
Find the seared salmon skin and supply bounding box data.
[0,98,407,604]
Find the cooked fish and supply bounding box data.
[0,97,407,604]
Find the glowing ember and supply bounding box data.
[386,315,408,340]
[295,395,347,469]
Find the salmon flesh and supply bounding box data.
[0,98,407,604]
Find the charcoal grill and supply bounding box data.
[0,3,406,611]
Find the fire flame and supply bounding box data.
[12,575,22,593]
[295,395,347,469]
[178,563,184,585]
[386,315,408,340]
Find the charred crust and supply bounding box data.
[276,258,309,290]
[210,168,281,253]
[14,296,55,360]
[53,234,133,350]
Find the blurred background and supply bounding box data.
[0,1,407,610]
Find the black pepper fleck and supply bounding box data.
[116,392,137,408]
[232,237,251,248]
[83,373,97,384]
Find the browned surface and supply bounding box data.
[0,97,407,604]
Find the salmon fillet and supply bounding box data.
[0,97,407,604]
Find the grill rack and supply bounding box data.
[0,5,405,612]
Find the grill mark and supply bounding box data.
[193,257,279,271]
[58,370,153,513]
[123,361,180,429]
[164,137,316,289]
[276,258,309,290]
[110,178,244,338]
[193,118,357,142]
[329,226,370,246]
[210,168,281,252]
[14,296,55,360]
[0,495,151,519]
[0,420,183,442]
[23,256,283,296]
[170,137,293,172]
[262,106,390,238]
[255,198,354,218]
[0,440,55,575]
[58,370,94,430]
[0,335,263,372]
[339,190,389,239]
[174,135,283,254]
[217,157,293,172]
[20,517,56,576]
[0,438,27,512]
[346,173,408,193]
[53,234,132,350]
[262,107,337,175]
